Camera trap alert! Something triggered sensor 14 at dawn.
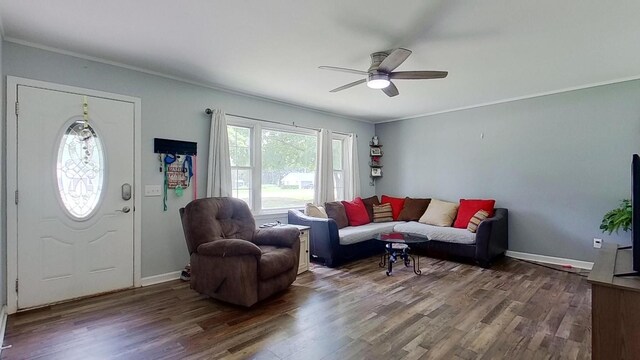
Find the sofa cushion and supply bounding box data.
[453,199,496,229]
[338,221,404,245]
[398,197,431,221]
[342,197,371,226]
[419,199,459,227]
[305,203,328,218]
[381,195,406,220]
[361,195,380,222]
[467,210,490,233]
[325,201,349,229]
[373,203,394,222]
[258,245,296,280]
[393,222,476,245]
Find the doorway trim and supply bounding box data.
[5,76,142,314]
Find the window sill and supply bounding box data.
[253,209,302,218]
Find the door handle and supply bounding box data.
[116,206,131,213]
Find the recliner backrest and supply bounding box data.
[180,197,256,254]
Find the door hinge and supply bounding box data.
[15,101,19,116]
[14,190,18,205]
[15,279,18,293]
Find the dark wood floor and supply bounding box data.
[2,256,591,359]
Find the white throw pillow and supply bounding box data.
[305,203,328,218]
[419,199,459,227]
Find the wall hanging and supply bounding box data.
[154,138,197,211]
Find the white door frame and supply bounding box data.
[5,76,143,314]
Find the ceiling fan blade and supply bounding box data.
[381,82,399,97]
[377,48,412,73]
[319,66,368,76]
[390,71,448,80]
[330,78,367,92]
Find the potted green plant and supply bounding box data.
[600,199,632,234]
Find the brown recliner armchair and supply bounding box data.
[179,197,300,307]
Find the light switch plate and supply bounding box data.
[145,185,162,197]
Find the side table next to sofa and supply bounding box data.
[288,224,310,274]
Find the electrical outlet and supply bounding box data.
[145,185,162,197]
[593,238,603,249]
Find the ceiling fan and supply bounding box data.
[319,48,448,97]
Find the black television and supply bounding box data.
[616,154,640,276]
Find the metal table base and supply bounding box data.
[378,243,421,276]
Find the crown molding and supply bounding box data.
[6,38,639,126]
[3,37,374,124]
[375,75,640,124]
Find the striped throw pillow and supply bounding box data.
[467,210,490,233]
[373,203,394,222]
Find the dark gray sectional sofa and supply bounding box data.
[288,208,508,268]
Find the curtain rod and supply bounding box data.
[204,108,354,137]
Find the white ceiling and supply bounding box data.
[1,1,639,123]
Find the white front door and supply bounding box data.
[15,84,135,309]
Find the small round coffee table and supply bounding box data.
[375,232,429,276]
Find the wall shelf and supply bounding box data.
[369,137,382,185]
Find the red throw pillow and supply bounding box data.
[342,197,371,226]
[453,199,496,229]
[381,195,406,221]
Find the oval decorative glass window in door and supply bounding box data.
[56,120,105,219]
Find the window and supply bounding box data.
[332,138,345,201]
[228,125,252,207]
[56,120,105,220]
[227,119,317,212]
[262,129,317,209]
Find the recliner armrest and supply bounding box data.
[253,227,300,248]
[197,239,262,258]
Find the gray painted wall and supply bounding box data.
[2,41,375,278]
[375,80,640,262]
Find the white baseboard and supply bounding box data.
[506,250,593,270]
[140,271,182,286]
[0,305,8,355]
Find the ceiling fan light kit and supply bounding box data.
[366,73,390,89]
[320,48,448,97]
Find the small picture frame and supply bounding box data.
[370,147,382,156]
[371,168,382,177]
